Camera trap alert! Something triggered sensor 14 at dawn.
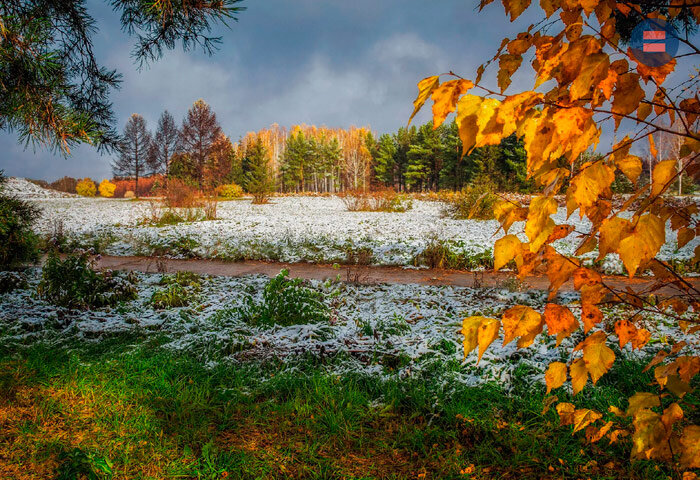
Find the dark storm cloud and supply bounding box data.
[2,1,690,181]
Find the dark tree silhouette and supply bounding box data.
[112,114,152,197]
[0,0,244,154]
[178,99,222,189]
[149,110,179,179]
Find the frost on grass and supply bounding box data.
[26,196,700,273]
[1,269,695,393]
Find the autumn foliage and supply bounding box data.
[413,0,700,472]
[75,178,96,197]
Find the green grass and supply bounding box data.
[0,335,676,480]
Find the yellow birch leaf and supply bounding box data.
[498,54,523,92]
[651,159,677,197]
[573,408,602,433]
[586,420,614,443]
[583,337,615,384]
[501,305,543,346]
[494,200,528,233]
[612,72,645,117]
[462,316,483,356]
[626,392,660,417]
[545,361,567,393]
[678,227,695,248]
[525,196,558,252]
[477,318,501,362]
[598,216,632,260]
[615,155,642,183]
[494,234,522,270]
[649,133,658,159]
[503,0,532,21]
[455,95,483,155]
[410,76,440,124]
[618,214,665,277]
[679,425,700,468]
[431,79,474,129]
[557,402,575,425]
[631,409,672,461]
[568,161,615,217]
[544,250,579,299]
[570,52,609,101]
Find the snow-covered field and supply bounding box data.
[24,195,699,273]
[3,177,73,198]
[1,269,691,391]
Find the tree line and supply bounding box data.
[113,99,534,194]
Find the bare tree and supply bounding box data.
[112,114,152,197]
[149,110,179,179]
[178,99,222,189]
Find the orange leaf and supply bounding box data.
[612,72,645,117]
[614,319,637,348]
[544,249,579,299]
[634,55,676,85]
[498,54,523,92]
[544,303,578,346]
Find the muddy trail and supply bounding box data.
[79,254,699,297]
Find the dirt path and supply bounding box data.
[88,254,699,296]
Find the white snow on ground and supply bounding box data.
[3,177,73,198]
[0,270,696,391]
[26,195,700,273]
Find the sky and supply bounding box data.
[0,1,696,182]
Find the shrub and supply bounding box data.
[76,178,96,197]
[98,179,116,197]
[339,189,413,212]
[441,177,498,220]
[0,172,40,268]
[164,178,199,208]
[37,251,138,309]
[239,269,329,327]
[124,191,135,198]
[112,176,162,198]
[150,271,202,309]
[150,284,192,309]
[0,271,29,294]
[217,183,244,199]
[413,239,494,270]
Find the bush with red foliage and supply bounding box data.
[112,176,164,198]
